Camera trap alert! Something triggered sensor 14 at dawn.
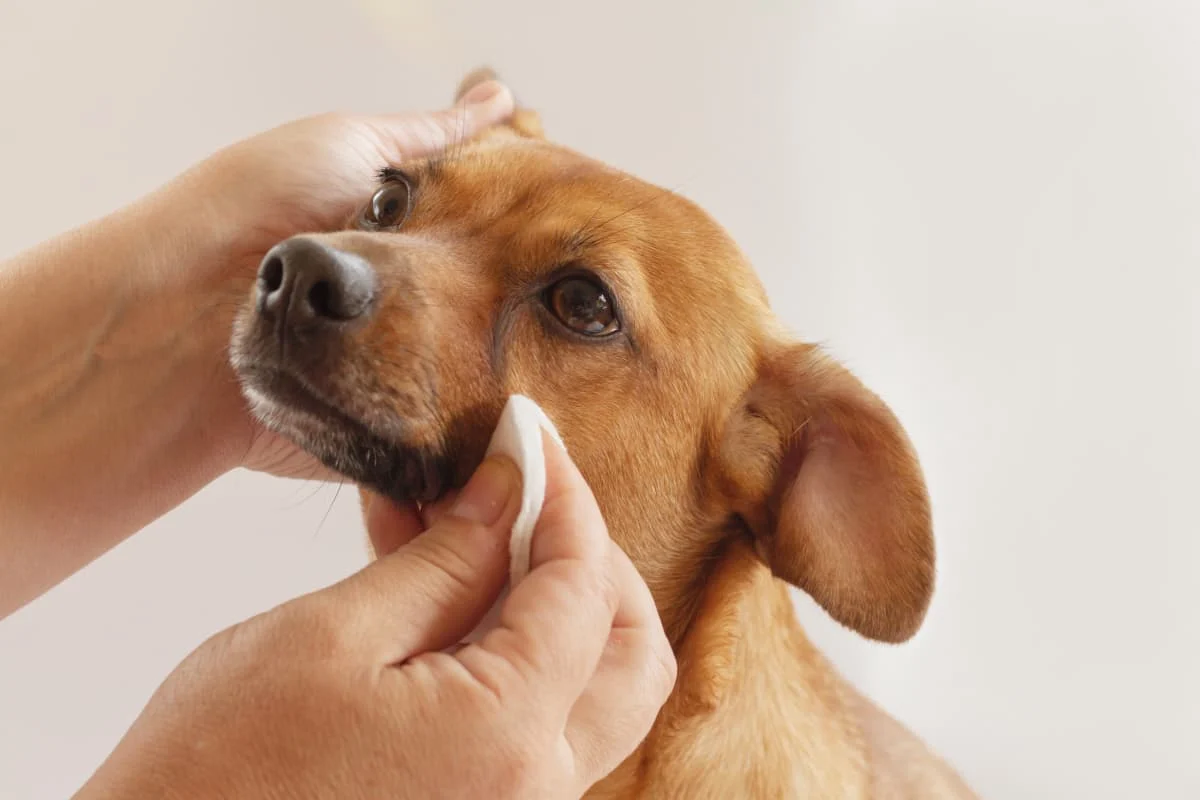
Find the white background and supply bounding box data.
[2,1,1197,797]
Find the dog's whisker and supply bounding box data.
[579,188,674,244]
[312,481,346,539]
[284,475,334,509]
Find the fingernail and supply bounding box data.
[451,457,519,525]
[460,80,504,107]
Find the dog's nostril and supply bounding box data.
[307,280,336,319]
[255,238,375,327]
[260,256,285,293]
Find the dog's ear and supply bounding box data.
[718,342,934,643]
[456,66,545,141]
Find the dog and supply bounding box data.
[231,68,977,798]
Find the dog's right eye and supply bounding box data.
[363,178,413,229]
[544,276,620,337]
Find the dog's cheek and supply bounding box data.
[337,353,425,436]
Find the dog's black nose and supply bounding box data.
[256,237,375,327]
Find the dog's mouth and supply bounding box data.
[238,365,452,506]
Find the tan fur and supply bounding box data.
[235,68,976,797]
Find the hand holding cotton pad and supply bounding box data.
[460,394,564,644]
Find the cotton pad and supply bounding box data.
[460,394,563,644]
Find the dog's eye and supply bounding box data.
[364,178,413,228]
[545,277,619,337]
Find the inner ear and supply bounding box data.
[719,343,935,643]
[455,66,544,140]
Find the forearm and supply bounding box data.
[0,190,250,617]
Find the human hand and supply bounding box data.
[158,79,515,479]
[77,434,675,799]
[0,81,515,618]
[180,78,514,279]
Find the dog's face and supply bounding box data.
[231,76,935,644]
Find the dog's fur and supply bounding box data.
[232,69,976,798]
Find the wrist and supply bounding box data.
[0,186,254,614]
[88,155,288,482]
[106,185,260,471]
[0,130,321,614]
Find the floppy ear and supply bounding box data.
[456,66,545,141]
[719,342,935,643]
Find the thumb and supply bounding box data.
[371,79,515,162]
[333,456,523,664]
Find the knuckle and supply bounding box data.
[594,561,621,614]
[617,631,677,710]
[432,108,470,136]
[460,631,539,705]
[448,656,570,793]
[645,625,678,690]
[647,638,678,699]
[412,528,481,602]
[561,559,619,617]
[500,734,554,796]
[282,597,357,659]
[420,525,481,579]
[509,741,540,783]
[312,110,351,129]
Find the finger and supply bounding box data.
[419,489,460,530]
[456,431,618,725]
[327,456,522,663]
[366,80,514,162]
[362,491,424,559]
[565,541,676,782]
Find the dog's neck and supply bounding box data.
[588,540,871,799]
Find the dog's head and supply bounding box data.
[231,70,934,644]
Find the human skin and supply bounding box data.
[0,80,513,617]
[75,437,675,799]
[1,80,675,799]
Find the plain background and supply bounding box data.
[2,0,1197,797]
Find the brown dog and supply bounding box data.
[231,69,977,798]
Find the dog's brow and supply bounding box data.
[376,166,412,185]
[557,229,592,260]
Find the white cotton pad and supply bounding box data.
[460,394,564,644]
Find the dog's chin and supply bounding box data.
[238,366,451,505]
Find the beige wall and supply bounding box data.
[2,1,1198,797]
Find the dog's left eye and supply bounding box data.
[363,178,413,228]
[545,276,619,337]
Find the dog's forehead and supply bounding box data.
[433,139,664,225]
[430,140,770,314]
